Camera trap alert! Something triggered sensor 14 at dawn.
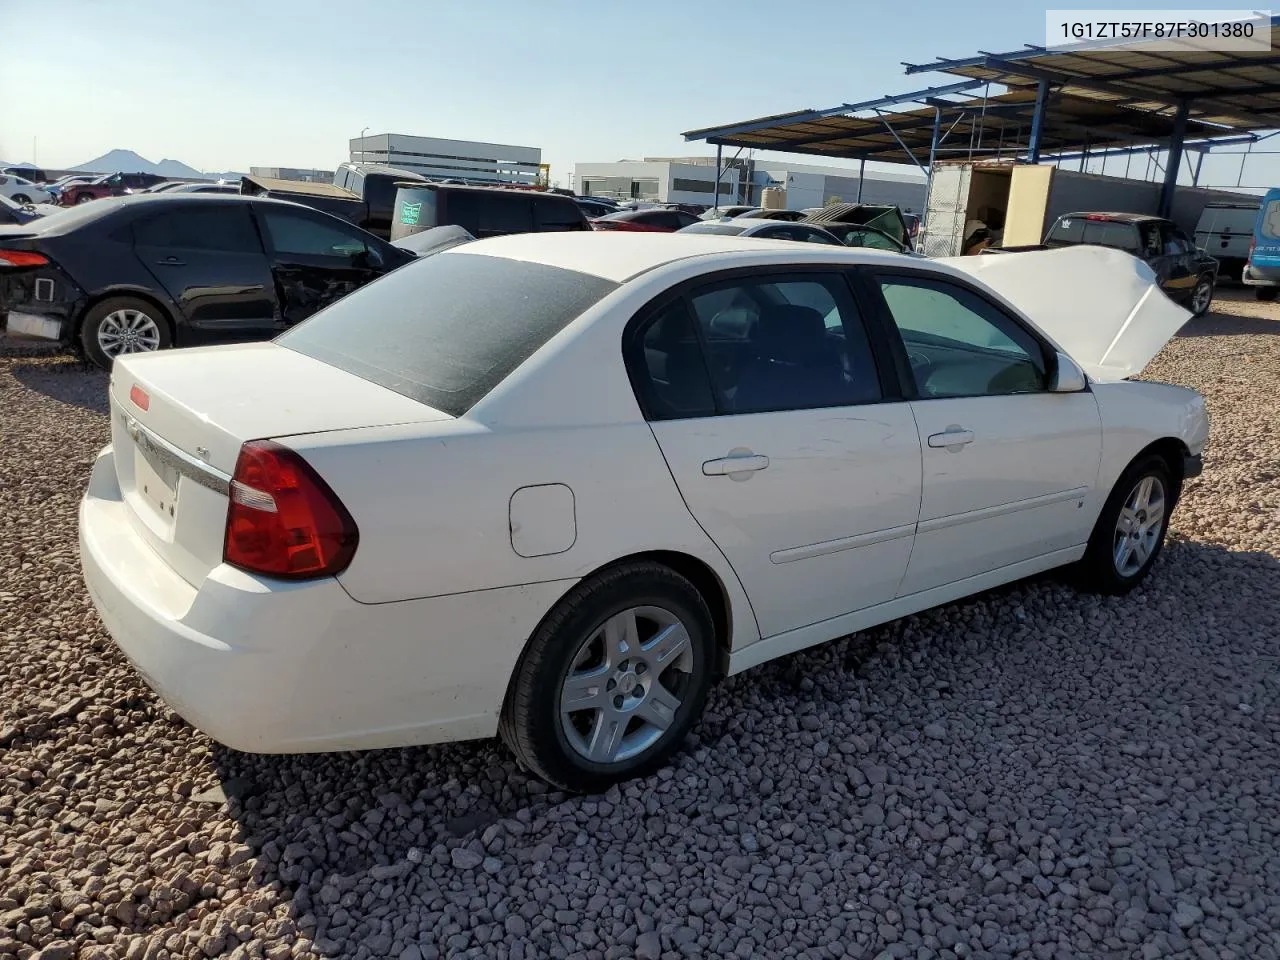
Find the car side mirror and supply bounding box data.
[1049,351,1088,393]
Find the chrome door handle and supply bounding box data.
[702,453,770,476]
[927,428,974,448]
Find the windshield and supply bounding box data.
[277,252,618,416]
[679,222,747,236]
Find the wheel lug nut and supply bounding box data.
[613,695,624,709]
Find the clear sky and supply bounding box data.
[1,0,1273,191]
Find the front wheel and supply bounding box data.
[1190,276,1214,317]
[76,194,95,205]
[11,193,30,205]
[500,562,716,792]
[1076,455,1173,595]
[80,297,172,371]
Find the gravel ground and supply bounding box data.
[1,292,1278,960]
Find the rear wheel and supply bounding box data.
[1256,287,1278,302]
[76,194,95,205]
[1076,455,1173,595]
[1190,276,1214,316]
[499,562,715,793]
[11,193,30,205]
[80,297,172,371]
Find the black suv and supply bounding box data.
[390,183,589,241]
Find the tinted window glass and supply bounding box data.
[1261,200,1280,238]
[877,275,1045,398]
[534,197,587,232]
[261,209,368,257]
[133,206,261,254]
[363,174,396,212]
[687,273,881,414]
[1047,216,1084,244]
[796,227,842,245]
[277,253,617,416]
[628,300,717,420]
[1138,223,1163,258]
[446,191,533,237]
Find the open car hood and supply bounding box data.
[941,245,1191,382]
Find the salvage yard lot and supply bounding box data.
[1,292,1278,960]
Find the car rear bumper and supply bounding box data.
[1241,264,1280,287]
[79,444,571,753]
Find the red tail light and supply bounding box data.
[223,441,358,579]
[0,250,49,267]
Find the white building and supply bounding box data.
[349,134,543,186]
[575,157,926,212]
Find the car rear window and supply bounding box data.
[680,222,748,236]
[276,252,618,416]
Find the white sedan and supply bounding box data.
[0,174,53,205]
[79,236,1207,791]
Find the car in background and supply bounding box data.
[821,222,920,255]
[1242,188,1280,301]
[677,218,844,245]
[726,208,809,222]
[43,174,97,202]
[160,183,241,195]
[0,194,414,369]
[60,172,167,205]
[3,166,48,184]
[592,208,701,232]
[0,174,53,205]
[76,236,1206,792]
[144,181,192,193]
[0,195,55,226]
[804,203,915,252]
[389,183,591,241]
[1034,213,1218,316]
[699,205,757,221]
[576,198,618,219]
[1193,201,1258,282]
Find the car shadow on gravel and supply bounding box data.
[1178,312,1280,338]
[6,357,108,415]
[197,537,1280,958]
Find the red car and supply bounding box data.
[60,172,167,206]
[591,208,701,232]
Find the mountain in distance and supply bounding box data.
[74,148,241,180]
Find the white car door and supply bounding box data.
[630,269,923,640]
[865,269,1102,596]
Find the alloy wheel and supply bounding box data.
[559,605,695,764]
[97,309,162,357]
[1192,280,1212,315]
[1113,474,1166,577]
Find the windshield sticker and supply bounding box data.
[400,201,422,226]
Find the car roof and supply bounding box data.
[447,231,910,283]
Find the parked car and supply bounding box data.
[677,217,844,245]
[160,183,242,195]
[44,174,97,202]
[804,203,914,251]
[0,195,55,226]
[1193,201,1258,281]
[241,162,427,240]
[592,208,701,232]
[728,208,809,222]
[77,236,1206,791]
[821,222,919,255]
[60,172,167,205]
[390,183,591,240]
[3,166,48,184]
[699,205,757,221]
[1241,188,1280,301]
[0,194,413,369]
[144,181,191,193]
[0,174,53,205]
[1002,212,1219,317]
[577,198,620,219]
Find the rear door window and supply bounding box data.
[277,252,618,416]
[446,192,533,237]
[133,206,262,254]
[260,208,370,258]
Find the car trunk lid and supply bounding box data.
[110,342,453,586]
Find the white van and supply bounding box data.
[1194,201,1260,280]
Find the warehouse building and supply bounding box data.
[349,134,543,186]
[574,157,926,211]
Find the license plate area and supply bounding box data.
[134,435,179,522]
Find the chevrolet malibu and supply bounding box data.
[79,235,1208,792]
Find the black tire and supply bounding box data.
[1076,455,1174,595]
[76,193,95,204]
[11,193,30,205]
[499,561,716,793]
[1190,275,1214,317]
[1256,287,1278,302]
[79,296,172,371]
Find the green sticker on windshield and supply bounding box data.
[400,201,422,226]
